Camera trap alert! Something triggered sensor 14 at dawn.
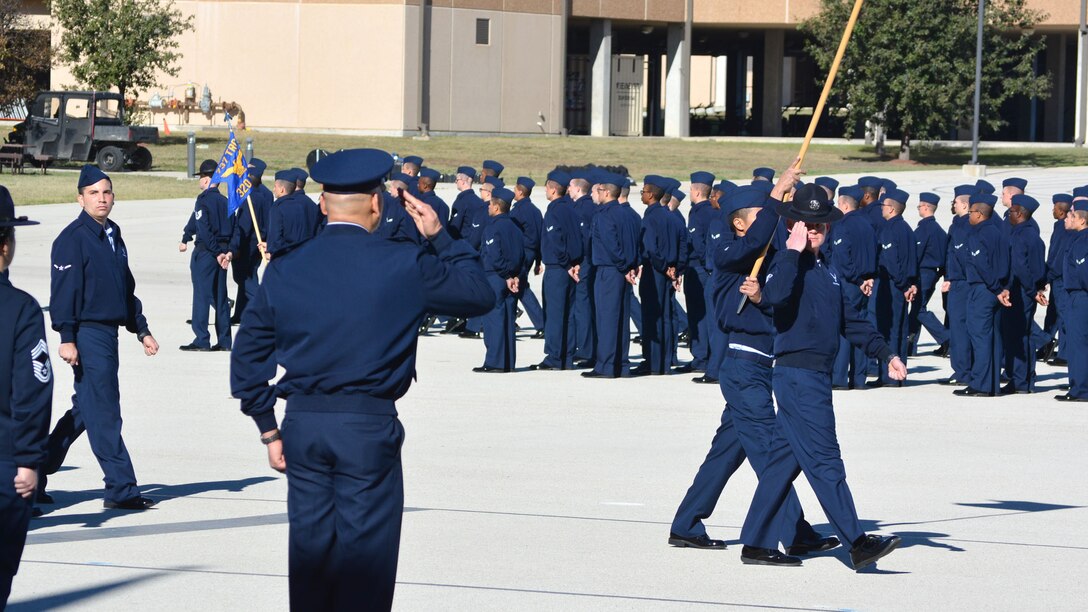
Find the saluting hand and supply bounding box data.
[402,189,442,239]
[59,342,79,367]
[142,335,160,356]
[887,356,908,381]
[785,221,808,252]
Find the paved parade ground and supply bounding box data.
[5,166,1088,610]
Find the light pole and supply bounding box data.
[971,0,985,165]
[1076,0,1087,146]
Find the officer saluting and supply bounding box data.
[737,184,905,570]
[42,166,160,509]
[230,149,493,611]
[0,188,52,606]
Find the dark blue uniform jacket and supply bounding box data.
[540,196,583,269]
[481,214,525,279]
[878,215,918,291]
[0,276,52,467]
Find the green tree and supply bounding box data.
[800,0,1050,159]
[51,0,193,103]
[0,0,51,112]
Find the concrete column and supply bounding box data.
[590,19,612,137]
[761,29,785,137]
[665,22,691,137]
[714,56,727,111]
[645,53,662,136]
[1078,0,1088,146]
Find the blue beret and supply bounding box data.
[274,169,294,182]
[78,164,110,189]
[663,177,681,194]
[858,176,882,189]
[954,184,977,198]
[1002,177,1027,191]
[1011,194,1039,213]
[671,189,686,203]
[722,185,767,216]
[644,174,667,190]
[881,178,898,192]
[517,176,535,190]
[884,189,909,205]
[457,166,477,178]
[419,167,441,181]
[309,148,392,194]
[1053,193,1073,205]
[975,179,995,195]
[970,193,998,207]
[547,169,571,186]
[569,169,592,182]
[482,160,504,176]
[390,172,416,185]
[402,155,423,166]
[597,170,625,187]
[714,179,736,192]
[483,175,505,188]
[690,171,715,186]
[814,177,839,193]
[491,187,515,204]
[1074,200,1088,213]
[838,185,864,202]
[248,158,267,177]
[918,192,940,206]
[1074,186,1088,199]
[752,167,775,181]
[292,168,308,183]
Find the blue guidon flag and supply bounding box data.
[211,114,251,216]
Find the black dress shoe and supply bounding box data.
[210,345,231,352]
[865,379,885,389]
[458,331,481,339]
[573,359,595,369]
[531,330,545,339]
[850,534,901,570]
[740,546,802,567]
[104,496,158,510]
[672,363,696,374]
[36,489,54,505]
[1000,383,1030,395]
[1036,340,1056,362]
[692,375,718,384]
[529,362,558,371]
[581,370,610,379]
[631,335,642,344]
[953,387,993,397]
[678,331,690,345]
[938,377,962,386]
[668,533,726,549]
[472,366,509,373]
[629,365,653,377]
[785,535,840,556]
[931,341,950,357]
[1060,384,1071,391]
[179,343,211,352]
[1055,393,1088,402]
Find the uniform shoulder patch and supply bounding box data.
[195,209,203,220]
[31,338,51,384]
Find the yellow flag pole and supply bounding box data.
[737,0,866,314]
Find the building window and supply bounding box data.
[475,18,490,45]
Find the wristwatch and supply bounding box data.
[260,431,281,445]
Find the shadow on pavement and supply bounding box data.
[7,572,167,611]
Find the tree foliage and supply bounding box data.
[51,0,193,102]
[800,0,1050,157]
[0,0,51,111]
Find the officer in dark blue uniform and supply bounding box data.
[975,179,995,195]
[937,185,976,385]
[697,181,737,384]
[569,171,598,367]
[582,171,639,378]
[1056,198,1088,402]
[400,155,423,177]
[43,166,160,510]
[825,185,877,390]
[664,181,691,358]
[751,167,774,183]
[531,170,583,371]
[181,160,234,351]
[377,174,423,245]
[738,185,905,570]
[228,158,272,324]
[475,186,524,373]
[510,177,545,335]
[1032,193,1073,362]
[858,176,886,234]
[448,166,484,243]
[480,159,504,180]
[0,192,51,606]
[456,176,503,338]
[955,193,1012,397]
[230,148,493,611]
[909,192,948,356]
[1001,194,1046,394]
[873,189,917,386]
[1000,177,1028,221]
[415,167,450,227]
[681,171,718,374]
[632,175,683,376]
[265,169,322,259]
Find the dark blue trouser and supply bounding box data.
[541,267,576,369]
[574,262,595,361]
[702,274,724,378]
[1001,285,1037,392]
[232,249,261,320]
[1031,281,1067,357]
[741,366,864,550]
[875,274,908,385]
[1065,291,1088,399]
[482,275,516,370]
[283,408,404,612]
[190,248,232,348]
[47,324,139,503]
[684,267,709,369]
[670,355,813,546]
[833,283,869,389]
[639,268,674,374]
[909,268,940,352]
[947,283,973,385]
[967,284,1003,395]
[592,267,629,377]
[0,461,31,608]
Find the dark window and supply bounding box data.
[475,18,489,45]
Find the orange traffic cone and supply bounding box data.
[162,118,171,135]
